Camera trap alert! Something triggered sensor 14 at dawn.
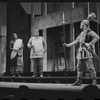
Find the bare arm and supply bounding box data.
[21,40,24,49]
[88,31,100,45]
[9,41,13,50]
[42,37,47,52]
[27,37,33,48]
[63,36,79,47]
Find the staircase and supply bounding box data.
[1,71,100,84]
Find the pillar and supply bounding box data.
[30,3,34,72]
[41,2,47,71]
[69,4,75,71]
[69,23,75,71]
[97,2,100,71]
[0,3,7,75]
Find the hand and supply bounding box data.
[89,42,93,46]
[30,45,34,48]
[63,43,68,47]
[84,43,91,49]
[13,49,17,52]
[43,49,47,53]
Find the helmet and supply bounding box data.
[80,19,89,29]
[87,13,96,20]
[80,13,96,30]
[81,19,89,26]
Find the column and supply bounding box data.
[69,2,75,71]
[41,2,47,71]
[0,3,7,75]
[97,2,100,71]
[70,23,75,71]
[30,3,34,72]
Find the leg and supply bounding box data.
[11,55,18,77]
[16,56,23,77]
[38,58,43,77]
[32,58,38,77]
[72,59,83,86]
[10,59,15,75]
[86,58,97,85]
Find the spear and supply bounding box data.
[63,12,67,85]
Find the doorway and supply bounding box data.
[47,24,70,71]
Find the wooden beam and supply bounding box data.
[31,7,84,31]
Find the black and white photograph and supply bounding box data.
[0,1,100,100]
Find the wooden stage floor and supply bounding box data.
[0,82,100,91]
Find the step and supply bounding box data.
[43,71,77,77]
[43,71,100,77]
[0,76,100,84]
[4,71,100,77]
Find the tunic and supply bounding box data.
[76,29,94,59]
[27,36,45,58]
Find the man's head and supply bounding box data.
[80,13,96,30]
[33,29,39,37]
[12,33,18,39]
[80,19,89,30]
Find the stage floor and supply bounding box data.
[0,82,100,91]
[0,82,100,100]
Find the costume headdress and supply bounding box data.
[81,12,96,26]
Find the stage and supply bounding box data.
[0,82,88,91]
[0,82,100,100]
[0,71,100,100]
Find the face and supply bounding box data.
[13,33,18,39]
[34,30,39,37]
[80,22,84,30]
[80,20,89,30]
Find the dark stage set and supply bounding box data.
[0,2,100,100]
[0,72,100,100]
